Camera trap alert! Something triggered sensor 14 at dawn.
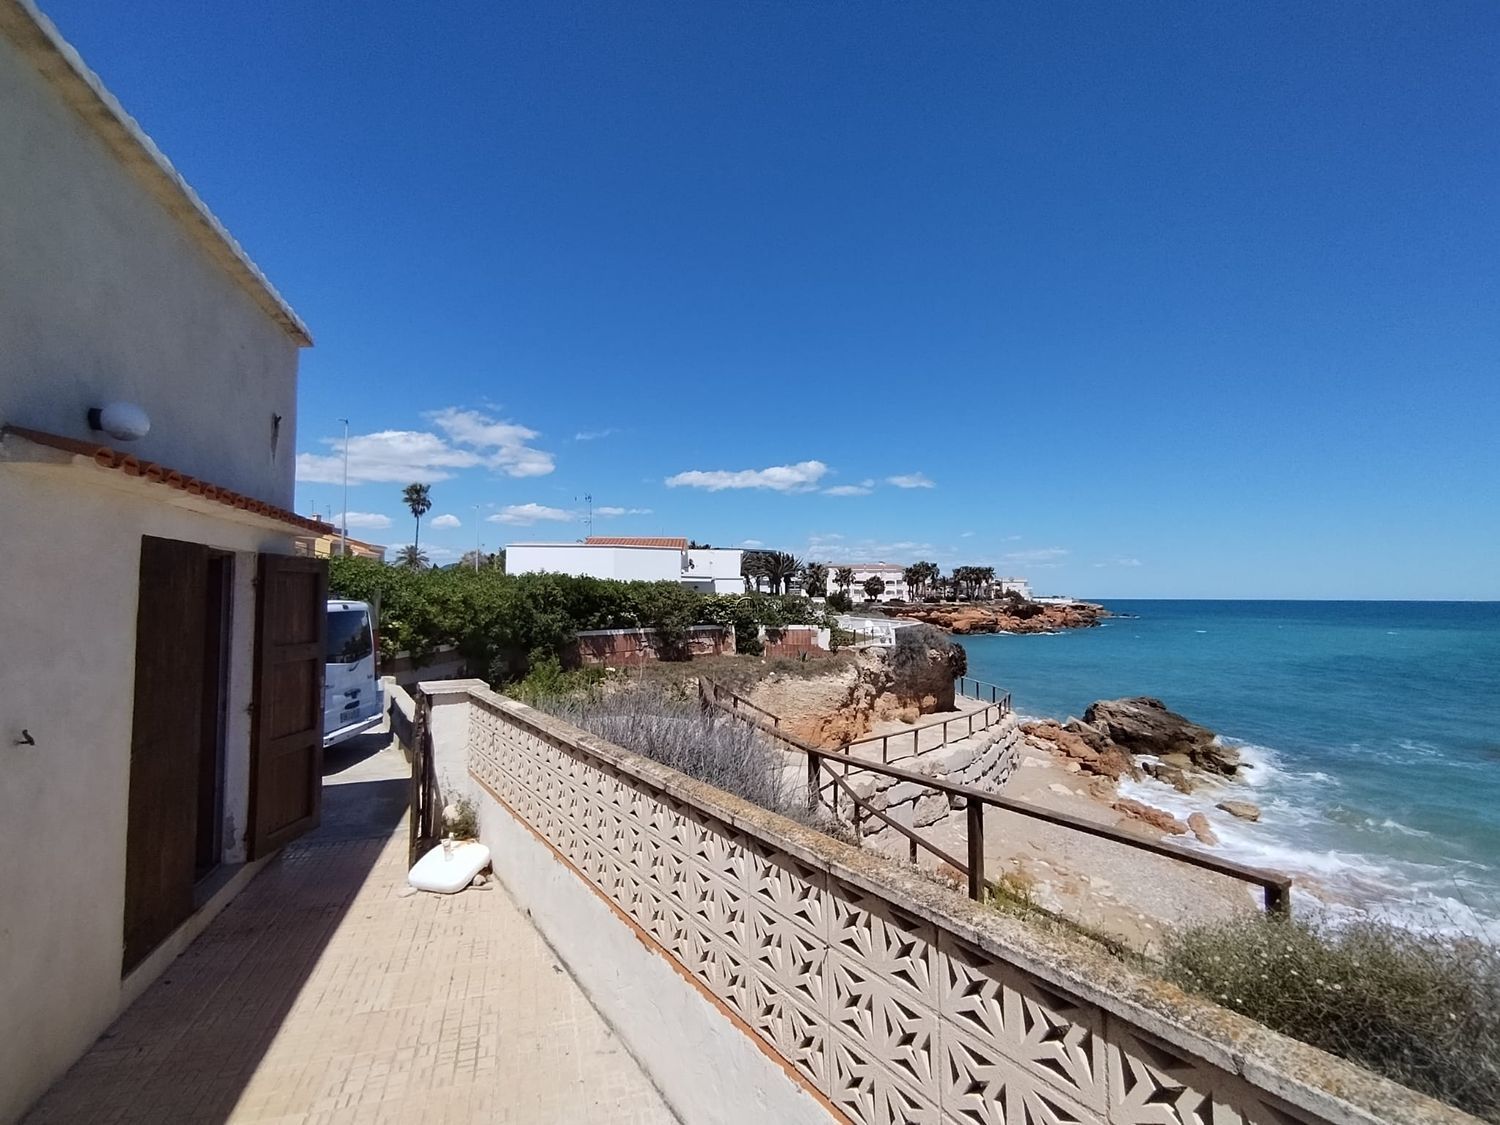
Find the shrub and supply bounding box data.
[541,682,803,818]
[1163,913,1500,1120]
[505,654,607,705]
[891,623,967,679]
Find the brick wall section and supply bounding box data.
[573,625,735,668]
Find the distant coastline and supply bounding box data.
[875,598,1110,635]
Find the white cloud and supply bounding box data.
[665,460,828,493]
[741,539,764,547]
[295,407,554,486]
[574,428,617,441]
[596,506,653,517]
[1093,557,1143,568]
[430,513,462,529]
[823,485,872,497]
[960,530,974,538]
[1000,547,1070,568]
[428,407,555,477]
[487,503,575,526]
[341,511,392,530]
[886,473,935,489]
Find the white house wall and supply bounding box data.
[0,28,301,507]
[0,447,298,1121]
[506,543,683,584]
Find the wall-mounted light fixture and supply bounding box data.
[86,401,151,442]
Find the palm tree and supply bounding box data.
[761,551,803,595]
[402,482,432,551]
[835,566,854,594]
[863,575,886,601]
[741,550,770,592]
[396,544,429,570]
[802,562,828,598]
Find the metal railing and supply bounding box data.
[699,679,1292,916]
[840,694,1012,763]
[956,675,1011,706]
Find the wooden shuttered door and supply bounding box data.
[249,554,327,858]
[124,537,209,974]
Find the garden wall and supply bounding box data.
[572,624,734,667]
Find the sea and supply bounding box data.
[959,600,1500,934]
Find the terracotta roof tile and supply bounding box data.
[585,536,688,549]
[2,425,334,534]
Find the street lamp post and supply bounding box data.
[338,418,350,556]
[474,504,481,571]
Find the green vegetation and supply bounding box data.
[863,574,886,600]
[330,556,828,684]
[1164,914,1500,1121]
[395,544,429,570]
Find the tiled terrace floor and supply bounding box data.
[26,736,677,1124]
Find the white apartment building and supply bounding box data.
[506,536,744,595]
[827,562,909,603]
[996,576,1032,600]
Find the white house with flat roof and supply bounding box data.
[0,2,325,1115]
[827,561,909,602]
[507,536,744,595]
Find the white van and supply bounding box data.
[324,599,383,748]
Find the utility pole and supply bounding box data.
[338,417,350,556]
[584,493,593,538]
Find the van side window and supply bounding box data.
[327,610,372,663]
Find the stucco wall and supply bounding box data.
[0,464,298,1122]
[0,29,301,507]
[506,542,684,583]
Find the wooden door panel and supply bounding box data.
[249,554,327,857]
[124,536,207,974]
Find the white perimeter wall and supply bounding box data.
[506,543,683,583]
[0,465,298,1121]
[0,30,302,507]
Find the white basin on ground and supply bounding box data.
[408,840,491,894]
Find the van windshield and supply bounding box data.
[327,609,372,664]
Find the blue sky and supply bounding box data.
[46,1,1499,598]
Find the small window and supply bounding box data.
[327,609,372,663]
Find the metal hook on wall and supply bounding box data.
[15,729,35,746]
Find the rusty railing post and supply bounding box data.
[806,748,821,812]
[967,800,985,900]
[882,735,888,763]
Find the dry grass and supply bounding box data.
[539,681,824,827]
[629,652,858,696]
[1164,913,1500,1121]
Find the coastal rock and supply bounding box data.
[1142,760,1197,795]
[1112,798,1188,836]
[878,600,1109,636]
[1084,697,1241,776]
[1217,799,1262,822]
[1022,720,1138,781]
[1187,812,1218,846]
[912,793,950,828]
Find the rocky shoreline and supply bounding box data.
[879,599,1110,634]
[1019,696,1262,843]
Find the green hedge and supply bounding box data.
[329,557,824,683]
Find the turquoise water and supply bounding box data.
[960,601,1500,931]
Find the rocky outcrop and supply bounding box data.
[1083,697,1241,776]
[748,643,962,748]
[1112,798,1188,836]
[1217,800,1262,822]
[1022,720,1138,781]
[1187,812,1219,846]
[882,600,1108,635]
[887,625,963,711]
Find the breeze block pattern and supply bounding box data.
[468,692,1337,1125]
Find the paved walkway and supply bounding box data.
[27,732,677,1124]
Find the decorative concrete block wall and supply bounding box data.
[464,687,1467,1125]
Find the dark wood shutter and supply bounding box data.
[124,536,208,973]
[248,554,327,858]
